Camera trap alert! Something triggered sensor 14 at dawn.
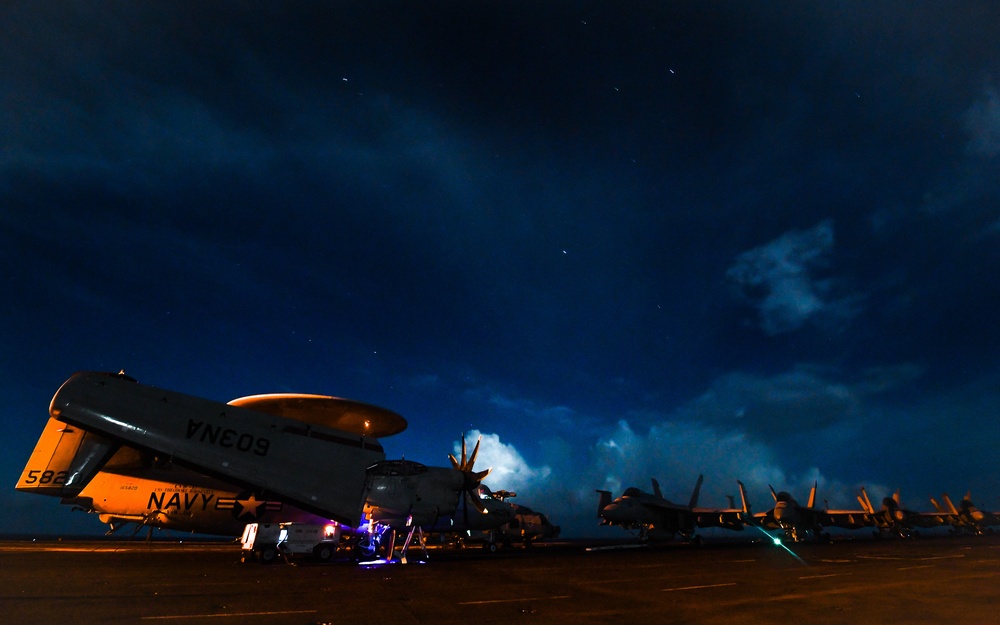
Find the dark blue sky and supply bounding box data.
[3,2,1000,536]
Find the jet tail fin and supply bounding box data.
[596,490,612,517]
[807,481,817,509]
[15,417,118,497]
[737,480,752,516]
[942,493,960,515]
[688,474,704,509]
[858,487,875,514]
[651,478,663,500]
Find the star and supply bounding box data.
[236,494,265,519]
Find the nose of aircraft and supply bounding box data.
[773,502,794,526]
[601,502,629,522]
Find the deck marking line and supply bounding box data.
[459,595,571,605]
[141,610,317,620]
[662,582,737,592]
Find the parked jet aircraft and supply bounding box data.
[740,481,870,542]
[490,489,561,547]
[597,475,745,544]
[16,371,494,549]
[857,488,945,538]
[931,492,1000,535]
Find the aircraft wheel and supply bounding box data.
[258,545,279,564]
[313,544,334,563]
[353,544,376,562]
[483,541,498,553]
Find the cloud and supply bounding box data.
[965,85,1000,157]
[457,430,552,496]
[681,366,859,437]
[460,415,863,537]
[727,219,861,335]
[457,362,923,536]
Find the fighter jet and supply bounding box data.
[16,371,494,554]
[496,490,561,547]
[597,474,745,545]
[931,492,1000,535]
[741,481,870,542]
[857,488,946,538]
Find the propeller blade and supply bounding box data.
[467,436,482,470]
[448,454,461,470]
[460,435,468,467]
[469,491,488,514]
[471,468,491,483]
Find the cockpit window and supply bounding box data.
[367,459,428,476]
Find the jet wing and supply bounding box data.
[44,371,390,527]
[693,507,746,531]
[820,509,872,530]
[908,511,950,528]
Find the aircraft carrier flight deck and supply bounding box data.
[3,534,999,624]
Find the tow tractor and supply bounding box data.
[241,522,341,564]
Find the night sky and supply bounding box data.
[3,2,1000,537]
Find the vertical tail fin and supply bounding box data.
[942,493,960,515]
[596,490,612,517]
[688,474,704,509]
[858,487,875,514]
[806,481,817,509]
[737,480,752,516]
[651,478,663,499]
[16,417,118,497]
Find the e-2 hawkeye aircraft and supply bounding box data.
[16,371,499,557]
[597,474,746,545]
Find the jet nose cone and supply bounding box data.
[773,503,794,525]
[601,503,628,522]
